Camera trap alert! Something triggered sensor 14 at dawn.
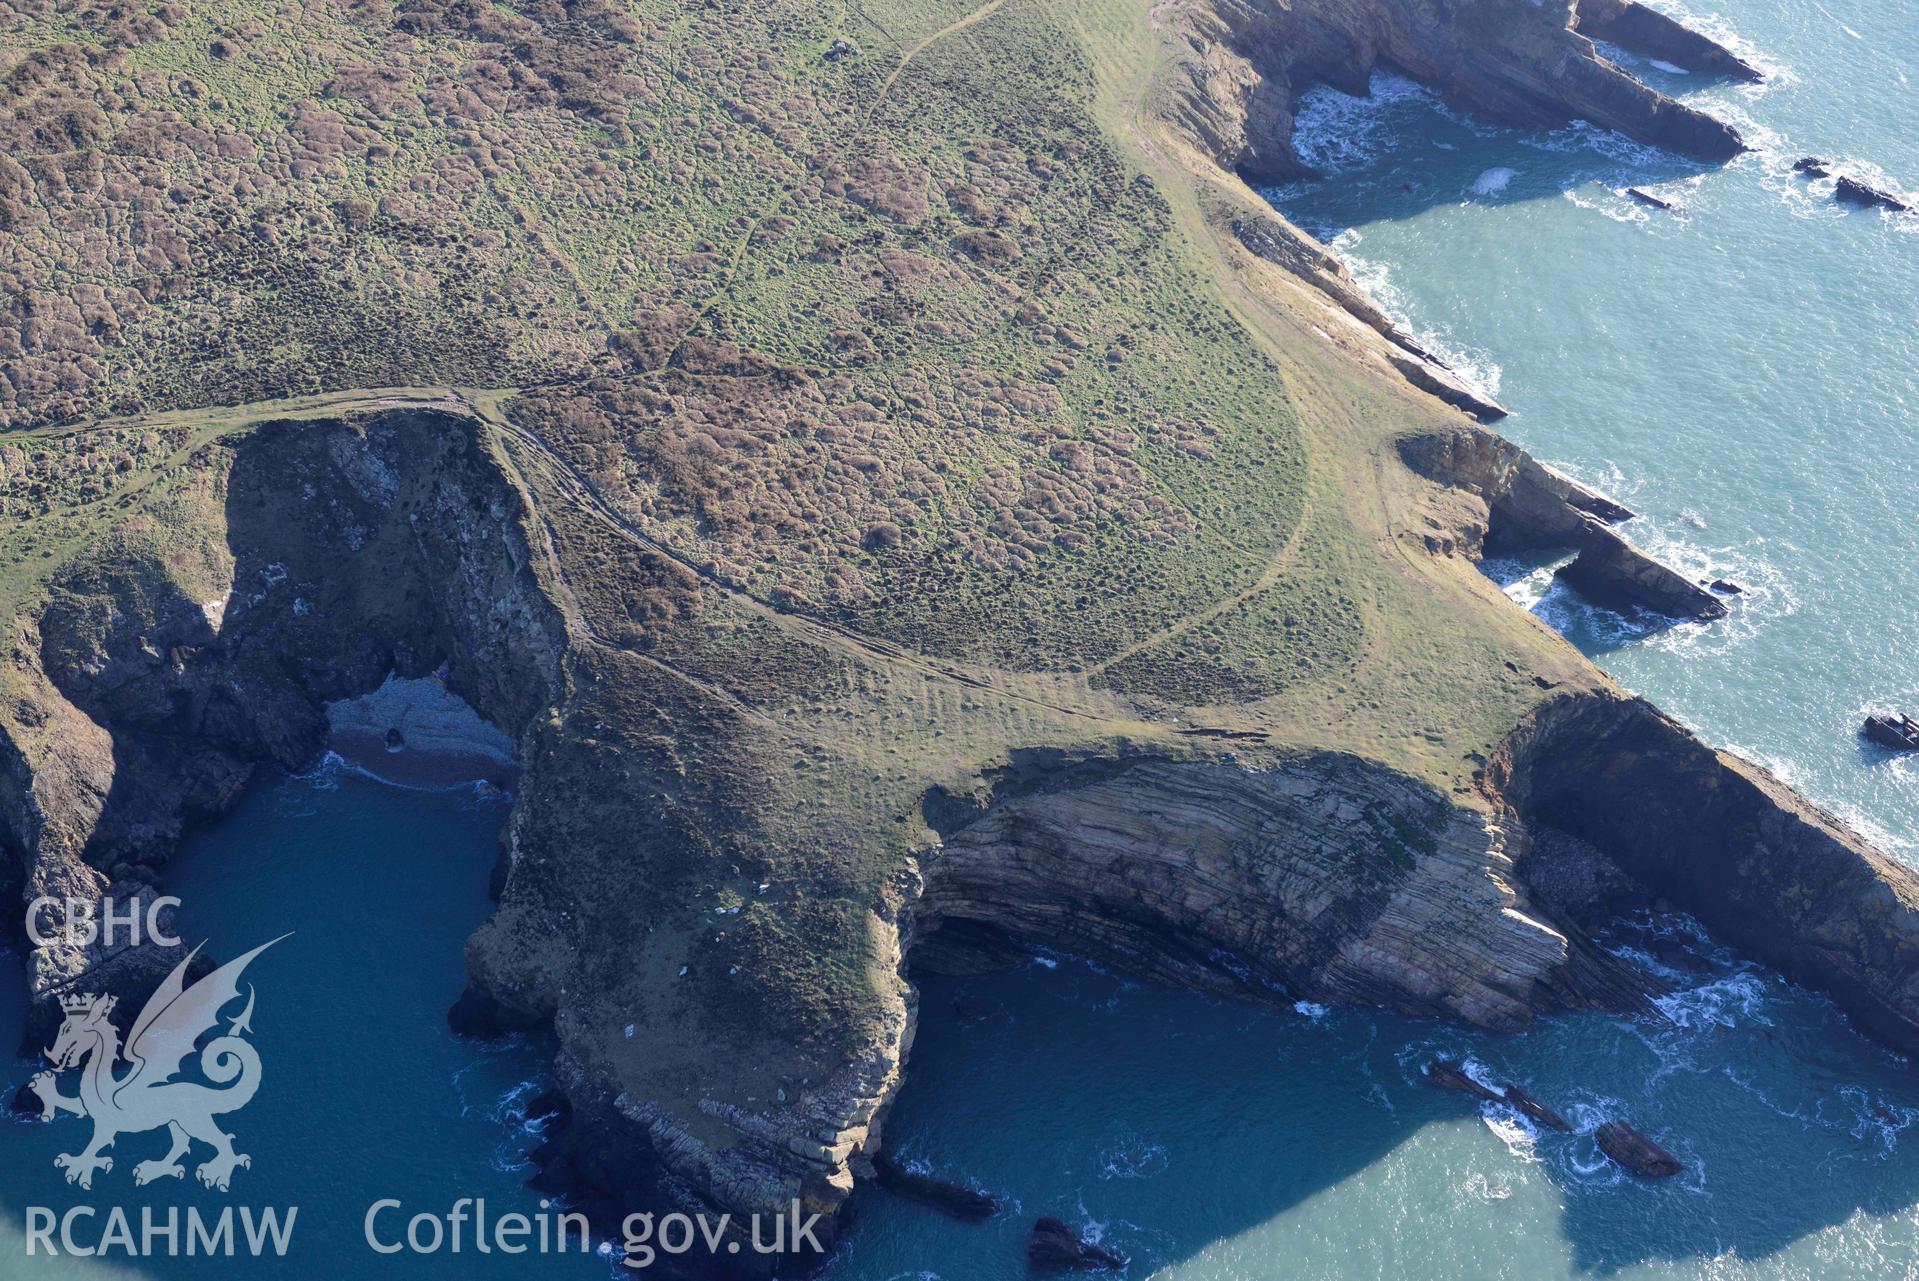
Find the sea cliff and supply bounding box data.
[0,0,1907,1276]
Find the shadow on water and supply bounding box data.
[0,769,587,1279]
[832,935,1919,1280]
[1261,62,1742,244]
[1478,555,1701,660]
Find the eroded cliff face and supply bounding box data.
[6,407,1919,1280]
[1,410,566,1039]
[1174,0,1747,186]
[915,750,1648,1027]
[0,1,1909,1274]
[1492,694,1919,1057]
[910,693,1919,1076]
[1398,422,1729,620]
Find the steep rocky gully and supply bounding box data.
[7,397,1919,1276]
[6,1,1919,1275]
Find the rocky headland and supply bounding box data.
[0,0,1911,1277]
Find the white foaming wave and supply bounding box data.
[1072,1202,1111,1247]
[1564,1145,1624,1186]
[1335,237,1504,398]
[1528,579,1675,650]
[1618,909,1738,965]
[1562,183,1655,227]
[1704,102,1853,226]
[1289,70,1445,175]
[1460,1171,1514,1202]
[1478,553,1556,592]
[1826,799,1916,862]
[1480,1104,1545,1163]
[490,1136,535,1174]
[1742,735,1919,860]
[1653,968,1775,1030]
[1393,1037,1459,1081]
[1734,741,1915,866]
[1821,156,1919,216]
[1720,1063,1827,1132]
[1294,1000,1330,1019]
[1607,942,1692,985]
[1472,167,1517,195]
[1629,528,1802,659]
[1459,1056,1503,1094]
[1508,118,1669,170]
[1565,120,1674,169]
[1558,1098,1706,1193]
[1559,1099,1631,1188]
[1839,1086,1919,1156]
[1589,38,1635,67]
[1649,59,1691,75]
[293,749,347,791]
[289,745,513,803]
[1100,1138,1170,1180]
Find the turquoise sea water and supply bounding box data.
[830,0,1919,1277]
[1,765,595,1278]
[1263,0,1919,855]
[6,1,1917,1277]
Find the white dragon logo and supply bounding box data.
[27,937,283,1192]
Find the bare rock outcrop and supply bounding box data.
[1574,0,1760,80]
[1398,423,1725,620]
[1595,1119,1684,1177]
[1490,692,1919,1057]
[917,752,1650,1030]
[1172,0,1746,187]
[1864,714,1919,752]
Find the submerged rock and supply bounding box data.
[1502,1083,1573,1133]
[1426,1061,1573,1132]
[1794,156,1832,178]
[1425,1058,1502,1102]
[871,1151,999,1221]
[1029,1218,1127,1270]
[1707,578,1742,594]
[1863,714,1919,752]
[1625,187,1676,211]
[1595,1120,1684,1178]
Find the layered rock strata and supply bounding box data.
[1172,0,1747,188]
[915,751,1650,1028]
[1399,423,1727,620]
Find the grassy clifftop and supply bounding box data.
[0,0,1588,776]
[0,0,1639,1250]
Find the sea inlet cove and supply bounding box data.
[0,0,1915,1276]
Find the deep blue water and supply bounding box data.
[8,0,1918,1275]
[1,765,598,1278]
[829,0,1919,1276]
